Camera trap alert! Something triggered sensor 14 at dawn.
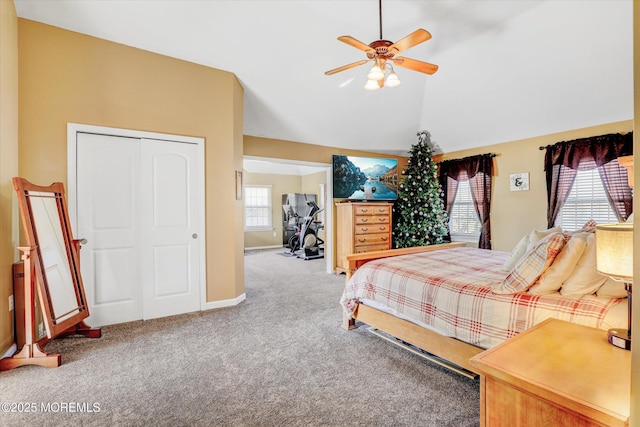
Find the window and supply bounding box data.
[244,185,272,230]
[556,169,617,231]
[449,180,481,241]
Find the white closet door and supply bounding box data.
[140,138,200,320]
[77,133,142,326]
[76,133,201,326]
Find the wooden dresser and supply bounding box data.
[335,202,393,274]
[470,318,630,427]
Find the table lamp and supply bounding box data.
[596,223,633,350]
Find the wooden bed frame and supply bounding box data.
[341,242,485,375]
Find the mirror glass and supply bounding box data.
[28,191,81,324]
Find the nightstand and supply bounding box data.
[469,318,630,426]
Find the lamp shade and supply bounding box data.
[367,65,384,81]
[596,223,633,281]
[364,79,380,91]
[384,71,401,88]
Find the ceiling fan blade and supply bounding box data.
[393,56,439,75]
[325,60,369,75]
[338,36,375,54]
[388,29,432,54]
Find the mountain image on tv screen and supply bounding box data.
[332,155,398,200]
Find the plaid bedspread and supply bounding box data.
[341,247,624,349]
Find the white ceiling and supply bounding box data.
[14,0,633,157]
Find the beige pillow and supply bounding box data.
[526,226,562,251]
[502,234,530,272]
[494,232,567,295]
[560,233,608,296]
[528,234,587,295]
[596,277,629,299]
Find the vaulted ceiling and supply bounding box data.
[14,0,633,156]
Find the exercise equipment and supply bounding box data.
[287,200,324,260]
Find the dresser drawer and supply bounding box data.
[355,233,390,246]
[355,215,390,225]
[355,224,390,234]
[355,205,391,216]
[355,244,390,253]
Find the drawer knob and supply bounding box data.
[381,237,388,241]
[358,238,367,242]
[361,227,368,231]
[360,218,369,223]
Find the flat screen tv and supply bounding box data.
[332,155,398,201]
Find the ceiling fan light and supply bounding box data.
[385,71,401,88]
[367,64,384,81]
[364,79,380,91]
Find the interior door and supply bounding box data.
[76,132,201,326]
[140,138,200,320]
[77,133,143,326]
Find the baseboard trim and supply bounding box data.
[202,293,246,311]
[244,245,284,251]
[2,343,17,359]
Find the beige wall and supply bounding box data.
[244,136,409,169]
[243,172,303,249]
[439,120,633,252]
[0,0,19,355]
[17,19,245,310]
[301,171,328,198]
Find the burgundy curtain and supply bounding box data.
[544,132,633,227]
[599,161,633,220]
[439,154,494,249]
[439,176,459,219]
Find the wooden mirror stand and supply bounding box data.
[0,178,101,371]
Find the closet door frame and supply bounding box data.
[66,123,207,312]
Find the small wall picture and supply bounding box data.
[236,170,243,200]
[510,173,529,191]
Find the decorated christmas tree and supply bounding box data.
[393,131,449,248]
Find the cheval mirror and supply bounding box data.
[0,178,100,370]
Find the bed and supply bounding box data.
[340,231,629,375]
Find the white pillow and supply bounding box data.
[560,233,608,296]
[596,277,629,299]
[502,234,530,271]
[528,233,587,295]
[526,226,562,252]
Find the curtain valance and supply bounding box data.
[543,132,632,171]
[439,153,495,181]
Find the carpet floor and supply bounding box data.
[0,248,480,426]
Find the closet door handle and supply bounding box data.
[192,234,198,239]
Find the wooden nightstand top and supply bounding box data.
[470,318,630,426]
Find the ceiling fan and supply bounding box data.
[325,0,438,90]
